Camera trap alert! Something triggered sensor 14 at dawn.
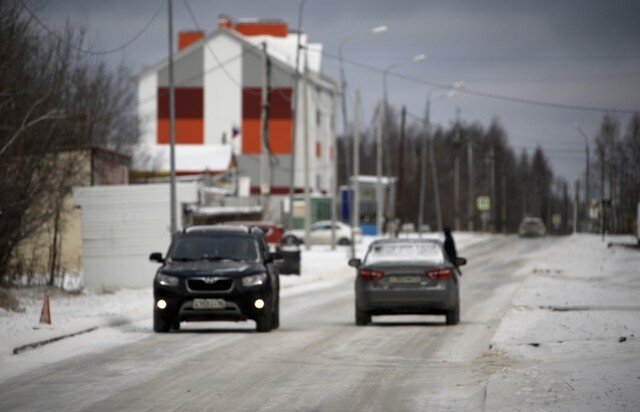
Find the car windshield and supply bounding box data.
[169,235,259,262]
[365,242,444,265]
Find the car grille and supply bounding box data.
[186,277,234,292]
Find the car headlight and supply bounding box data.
[242,273,267,287]
[156,273,179,287]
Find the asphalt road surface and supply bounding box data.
[0,236,560,411]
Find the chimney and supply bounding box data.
[178,30,204,51]
[218,14,233,29]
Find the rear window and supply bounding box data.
[365,242,444,265]
[169,235,259,262]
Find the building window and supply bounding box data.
[316,109,322,127]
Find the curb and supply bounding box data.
[12,327,98,355]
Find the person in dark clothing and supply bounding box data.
[443,226,458,267]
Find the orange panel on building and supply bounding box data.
[235,22,288,37]
[241,119,261,154]
[242,88,292,155]
[157,119,204,144]
[158,87,203,144]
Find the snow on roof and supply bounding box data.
[188,205,263,216]
[139,145,233,173]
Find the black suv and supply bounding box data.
[149,225,281,333]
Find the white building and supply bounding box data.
[136,16,338,201]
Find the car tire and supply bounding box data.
[271,298,280,329]
[338,237,351,246]
[153,311,171,333]
[446,301,460,325]
[283,235,299,246]
[256,303,273,332]
[355,310,371,326]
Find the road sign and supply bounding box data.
[477,196,490,211]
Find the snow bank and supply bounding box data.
[486,234,640,411]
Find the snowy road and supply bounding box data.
[1,235,633,411]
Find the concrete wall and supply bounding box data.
[74,182,198,292]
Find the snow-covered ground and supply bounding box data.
[5,232,638,411]
[0,233,487,370]
[485,234,640,411]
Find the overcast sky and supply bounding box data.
[32,0,640,184]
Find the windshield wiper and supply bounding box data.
[170,257,196,262]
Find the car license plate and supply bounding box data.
[192,299,226,310]
[389,276,421,284]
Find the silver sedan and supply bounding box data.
[349,239,466,326]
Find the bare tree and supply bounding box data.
[0,1,138,284]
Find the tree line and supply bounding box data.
[592,114,640,234]
[336,102,611,235]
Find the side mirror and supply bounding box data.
[456,257,467,267]
[348,258,361,268]
[270,252,284,263]
[149,252,164,263]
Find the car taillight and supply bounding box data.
[426,268,452,280]
[359,269,384,281]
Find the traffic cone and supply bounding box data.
[39,293,51,324]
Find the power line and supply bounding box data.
[19,0,164,56]
[307,47,640,115]
[182,0,250,92]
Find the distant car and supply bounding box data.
[283,220,361,246]
[519,217,546,237]
[222,221,284,246]
[149,225,281,333]
[349,238,466,326]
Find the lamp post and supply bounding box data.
[338,25,387,237]
[574,124,591,231]
[286,0,307,232]
[378,54,425,235]
[418,84,463,235]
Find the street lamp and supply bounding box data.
[418,82,464,235]
[377,53,426,236]
[574,123,591,231]
[337,25,387,238]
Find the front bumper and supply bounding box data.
[154,280,271,322]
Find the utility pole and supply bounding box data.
[453,108,461,232]
[395,106,406,237]
[260,43,271,209]
[330,92,337,250]
[350,90,361,258]
[489,148,496,233]
[339,45,352,208]
[303,58,311,250]
[418,98,429,236]
[427,102,442,233]
[167,0,177,234]
[467,132,475,232]
[574,180,580,233]
[287,0,306,231]
[501,170,507,233]
[575,125,590,231]
[376,108,383,236]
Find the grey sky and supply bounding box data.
[34,0,640,184]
